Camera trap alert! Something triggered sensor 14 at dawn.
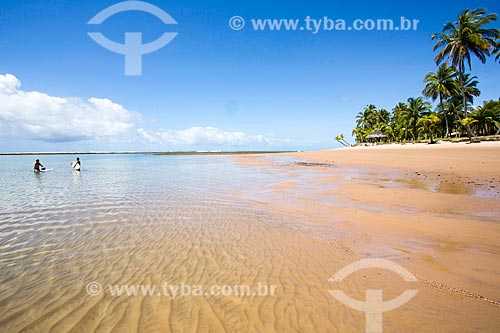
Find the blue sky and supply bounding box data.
[0,0,499,152]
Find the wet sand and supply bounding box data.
[233,141,500,331]
[289,141,500,181]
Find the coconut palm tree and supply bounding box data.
[461,117,479,135]
[422,64,458,137]
[468,101,500,135]
[335,134,351,147]
[392,103,409,121]
[418,113,441,144]
[444,97,466,135]
[432,8,499,141]
[355,104,378,129]
[460,73,481,105]
[494,40,500,62]
[390,102,412,142]
[376,109,391,126]
[378,124,394,142]
[352,127,367,143]
[407,97,432,140]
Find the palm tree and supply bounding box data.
[460,73,481,105]
[390,102,411,142]
[407,97,432,140]
[422,64,459,137]
[356,104,378,129]
[461,117,479,135]
[376,109,391,126]
[335,134,351,147]
[469,101,500,135]
[432,8,499,141]
[352,127,368,143]
[418,114,441,144]
[378,123,394,142]
[494,40,500,62]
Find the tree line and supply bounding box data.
[348,9,500,145]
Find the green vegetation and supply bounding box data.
[335,134,351,147]
[350,8,500,145]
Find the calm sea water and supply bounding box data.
[0,154,350,332]
[0,154,265,215]
[0,154,276,265]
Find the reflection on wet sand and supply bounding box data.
[395,177,475,196]
[233,154,500,332]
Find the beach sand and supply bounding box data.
[233,141,500,332]
[288,141,500,180]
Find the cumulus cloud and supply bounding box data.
[137,126,270,146]
[0,74,135,142]
[0,74,276,148]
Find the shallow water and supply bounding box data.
[2,155,499,333]
[0,155,353,332]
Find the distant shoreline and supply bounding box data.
[0,151,294,156]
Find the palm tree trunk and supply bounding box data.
[459,65,473,142]
[440,94,449,137]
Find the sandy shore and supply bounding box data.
[289,141,500,181]
[233,141,500,331]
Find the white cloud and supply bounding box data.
[0,74,277,148]
[137,128,160,144]
[138,126,270,146]
[0,73,21,94]
[0,74,135,142]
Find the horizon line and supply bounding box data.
[0,150,298,156]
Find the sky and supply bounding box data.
[0,0,499,152]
